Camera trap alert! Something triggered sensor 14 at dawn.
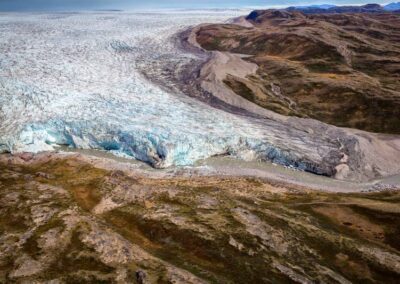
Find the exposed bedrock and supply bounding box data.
[1,154,400,283]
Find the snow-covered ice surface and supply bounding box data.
[0,11,293,167]
[1,11,400,181]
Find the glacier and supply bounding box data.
[1,11,400,181]
[0,11,303,167]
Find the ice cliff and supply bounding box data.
[0,12,315,168]
[1,11,400,181]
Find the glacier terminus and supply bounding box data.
[1,11,400,182]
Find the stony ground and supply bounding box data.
[1,153,399,283]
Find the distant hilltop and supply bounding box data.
[384,2,400,10]
[286,2,400,13]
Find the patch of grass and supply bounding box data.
[23,217,66,259]
[224,77,255,103]
[104,207,281,284]
[0,209,30,233]
[350,205,400,251]
[43,229,115,281]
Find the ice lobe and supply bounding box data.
[1,11,399,181]
[0,11,320,171]
[14,117,314,172]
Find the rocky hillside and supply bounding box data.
[287,3,398,13]
[196,8,400,134]
[1,153,400,283]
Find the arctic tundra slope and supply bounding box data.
[1,151,400,283]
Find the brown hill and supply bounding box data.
[196,9,400,134]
